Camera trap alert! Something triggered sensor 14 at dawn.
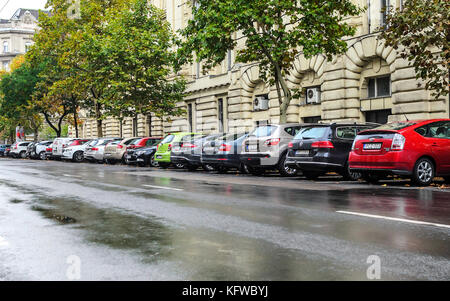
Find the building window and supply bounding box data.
[365,109,391,124]
[188,103,194,132]
[132,117,138,136]
[367,76,391,98]
[3,41,8,53]
[381,0,390,28]
[2,61,9,71]
[303,116,321,124]
[218,98,224,133]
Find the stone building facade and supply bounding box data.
[0,9,44,71]
[73,0,449,139]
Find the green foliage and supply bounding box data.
[381,0,449,98]
[179,0,362,122]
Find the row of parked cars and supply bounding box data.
[2,119,449,186]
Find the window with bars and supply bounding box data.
[367,76,391,98]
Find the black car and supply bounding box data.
[286,123,376,180]
[201,132,249,173]
[170,133,224,171]
[126,144,159,167]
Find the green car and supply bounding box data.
[154,132,200,168]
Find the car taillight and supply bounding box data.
[91,147,99,151]
[391,133,405,151]
[46,148,52,152]
[264,138,280,146]
[182,143,197,148]
[288,142,294,148]
[156,144,159,151]
[117,144,123,149]
[219,144,232,152]
[168,144,172,151]
[311,141,334,148]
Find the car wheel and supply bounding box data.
[412,158,435,186]
[303,171,322,180]
[73,151,84,163]
[341,162,362,181]
[278,153,297,177]
[239,163,249,174]
[175,163,185,169]
[150,155,159,167]
[39,151,47,160]
[202,164,215,172]
[19,151,26,159]
[246,165,265,176]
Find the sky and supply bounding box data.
[0,0,48,19]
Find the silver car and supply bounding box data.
[240,123,307,176]
[84,138,121,163]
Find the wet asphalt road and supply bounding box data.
[0,158,449,281]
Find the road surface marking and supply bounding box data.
[0,236,9,247]
[337,210,450,229]
[143,184,183,191]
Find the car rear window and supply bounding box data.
[294,126,329,140]
[160,135,174,144]
[146,139,161,146]
[250,125,277,137]
[375,122,417,131]
[284,126,302,136]
[125,138,140,145]
[223,132,248,142]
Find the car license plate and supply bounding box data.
[137,158,144,162]
[127,155,132,159]
[295,150,309,156]
[203,147,215,153]
[363,143,382,150]
[156,155,163,159]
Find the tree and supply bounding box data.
[178,0,362,123]
[86,0,186,120]
[0,62,43,141]
[381,0,449,100]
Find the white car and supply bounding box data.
[10,141,32,158]
[62,140,92,162]
[35,141,53,160]
[52,138,75,159]
[84,138,121,162]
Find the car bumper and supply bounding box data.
[240,153,278,167]
[154,152,171,163]
[285,156,344,171]
[104,152,123,161]
[202,154,241,168]
[348,152,412,175]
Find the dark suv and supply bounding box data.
[286,123,376,180]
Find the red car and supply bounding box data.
[349,119,450,186]
[127,137,162,150]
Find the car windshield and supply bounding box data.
[160,135,174,144]
[250,125,277,137]
[294,126,329,140]
[375,122,417,131]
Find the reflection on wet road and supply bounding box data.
[0,159,449,280]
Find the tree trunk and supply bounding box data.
[73,108,79,138]
[95,101,103,138]
[274,65,292,124]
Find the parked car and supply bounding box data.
[126,144,159,167]
[349,119,450,186]
[62,139,92,162]
[201,132,249,173]
[52,138,77,160]
[154,132,201,168]
[240,123,307,176]
[32,141,53,160]
[45,143,54,160]
[10,141,32,158]
[0,144,11,157]
[286,123,375,180]
[84,138,122,163]
[128,137,162,150]
[170,133,224,171]
[103,137,140,164]
[25,142,37,159]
